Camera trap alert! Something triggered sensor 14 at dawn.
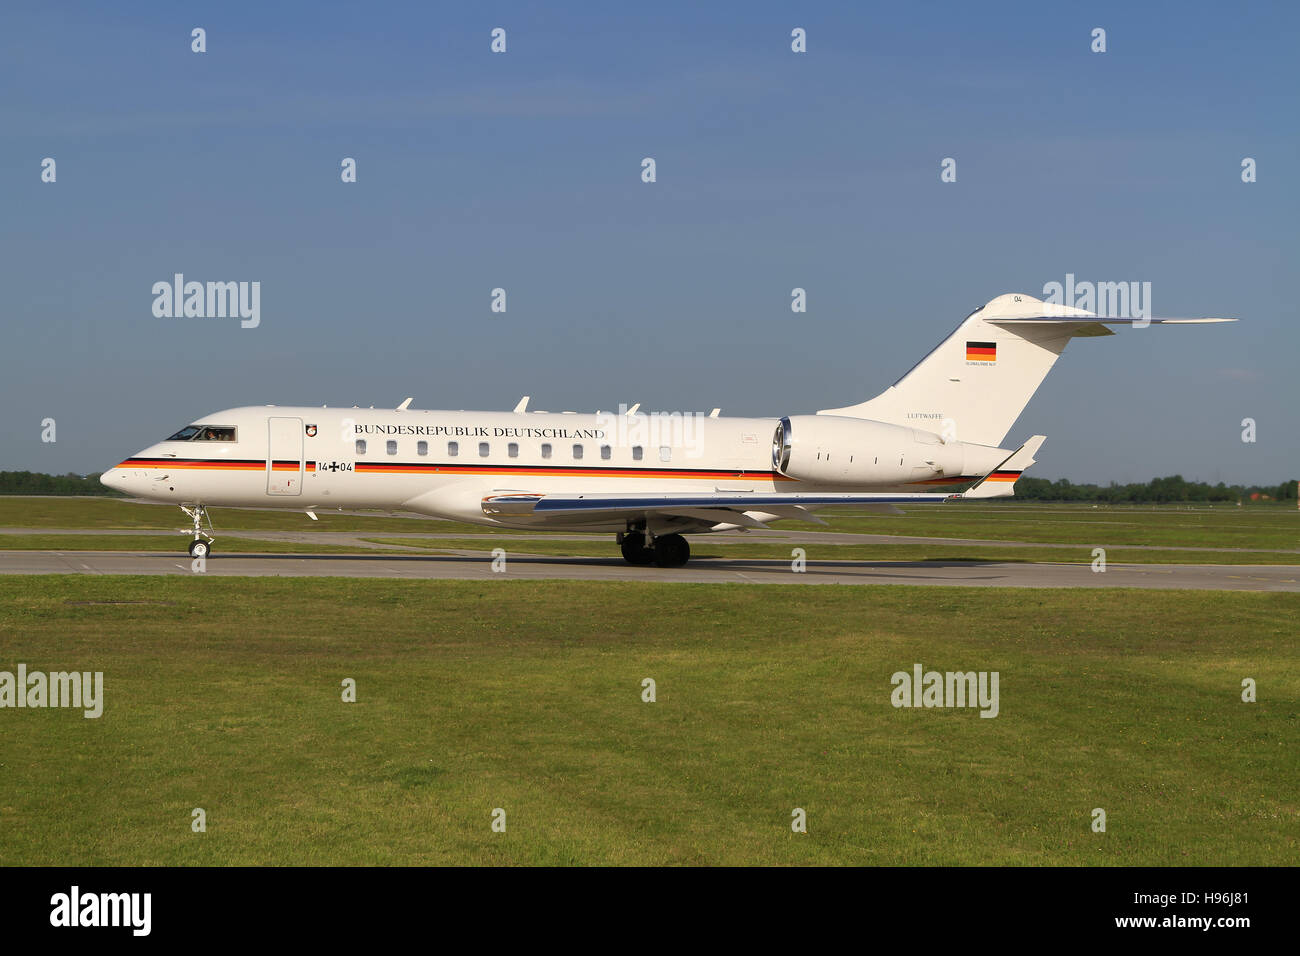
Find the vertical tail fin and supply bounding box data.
[818,294,1089,447]
[819,293,1234,448]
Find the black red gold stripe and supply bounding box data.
[117,457,788,481]
[966,341,996,361]
[910,475,981,485]
[119,457,316,473]
[907,471,1020,485]
[114,456,1005,486]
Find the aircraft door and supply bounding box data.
[267,416,304,495]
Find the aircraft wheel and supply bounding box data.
[620,534,654,565]
[188,540,210,559]
[653,534,690,568]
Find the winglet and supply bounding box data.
[513,396,530,413]
[959,435,1045,499]
[396,397,413,411]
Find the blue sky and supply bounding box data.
[2,1,1296,484]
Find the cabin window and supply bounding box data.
[572,444,584,460]
[355,439,366,455]
[417,440,428,456]
[386,440,397,456]
[448,441,459,456]
[659,446,671,462]
[508,443,519,458]
[479,442,490,457]
[541,443,552,459]
[600,445,611,460]
[632,445,643,461]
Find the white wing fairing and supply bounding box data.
[954,435,1045,500]
[99,292,1234,567]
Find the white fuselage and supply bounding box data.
[100,405,1009,532]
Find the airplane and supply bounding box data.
[100,293,1234,567]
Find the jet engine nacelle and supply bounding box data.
[772,415,974,486]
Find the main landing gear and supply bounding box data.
[180,505,215,558]
[619,530,690,568]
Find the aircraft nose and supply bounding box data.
[99,467,127,492]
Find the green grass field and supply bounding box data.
[0,535,428,555]
[0,576,1294,866]
[820,503,1299,550]
[0,497,501,535]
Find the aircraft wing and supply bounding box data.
[483,491,955,527]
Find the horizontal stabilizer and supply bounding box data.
[987,316,1236,338]
[988,316,1235,324]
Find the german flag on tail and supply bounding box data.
[966,341,996,363]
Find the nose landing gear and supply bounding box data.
[180,505,215,558]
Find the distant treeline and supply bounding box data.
[0,470,1295,504]
[1017,476,1298,504]
[0,471,122,496]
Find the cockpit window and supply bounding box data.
[197,427,236,441]
[166,425,236,442]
